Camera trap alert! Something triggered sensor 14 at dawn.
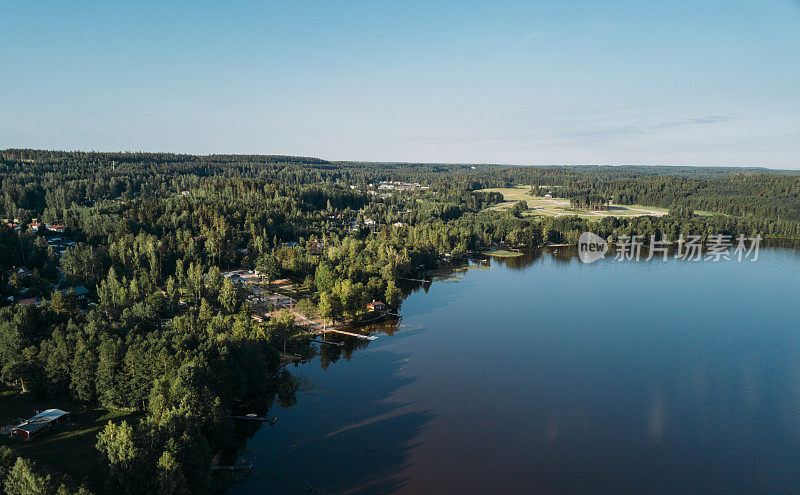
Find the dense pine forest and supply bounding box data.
[0,149,799,493]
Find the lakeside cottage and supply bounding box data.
[367,300,388,312]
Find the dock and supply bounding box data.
[212,465,253,472]
[231,415,278,424]
[310,338,344,346]
[318,328,378,340]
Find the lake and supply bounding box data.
[230,247,800,494]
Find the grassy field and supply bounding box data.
[269,279,314,300]
[0,392,137,490]
[486,249,524,257]
[478,186,670,220]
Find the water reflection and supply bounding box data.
[230,247,800,494]
[229,342,434,494]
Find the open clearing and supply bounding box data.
[478,186,669,220]
[486,249,524,257]
[0,392,137,490]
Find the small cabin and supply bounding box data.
[367,300,388,312]
[63,286,90,300]
[11,409,69,440]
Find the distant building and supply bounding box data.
[45,224,66,233]
[309,241,324,254]
[8,267,31,278]
[222,269,260,284]
[367,300,388,312]
[63,286,90,299]
[11,409,69,440]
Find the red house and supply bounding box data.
[11,409,69,440]
[367,300,388,312]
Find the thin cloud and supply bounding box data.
[571,115,734,140]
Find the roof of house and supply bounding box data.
[62,286,89,297]
[12,409,69,435]
[31,409,68,421]
[70,286,89,296]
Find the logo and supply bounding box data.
[578,232,608,263]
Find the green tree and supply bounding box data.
[314,264,336,293]
[198,298,213,320]
[318,291,341,328]
[52,289,78,315]
[96,420,141,495]
[256,254,281,287]
[218,280,238,313]
[95,340,123,407]
[156,450,189,495]
[4,458,55,495]
[385,280,401,308]
[70,342,97,402]
[0,446,18,486]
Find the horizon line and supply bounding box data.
[2,148,790,172]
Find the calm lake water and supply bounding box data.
[231,247,800,494]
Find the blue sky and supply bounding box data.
[2,1,799,168]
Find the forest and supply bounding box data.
[1,149,799,493]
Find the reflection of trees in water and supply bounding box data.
[548,246,580,263]
[231,347,433,495]
[276,369,299,408]
[317,335,370,369]
[227,313,427,494]
[488,246,582,266]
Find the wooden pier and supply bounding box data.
[212,464,253,472]
[399,277,432,283]
[231,414,278,424]
[310,338,344,346]
[317,328,378,340]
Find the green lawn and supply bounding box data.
[480,186,536,202]
[264,279,314,300]
[0,392,137,490]
[478,187,671,219]
[486,249,524,257]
